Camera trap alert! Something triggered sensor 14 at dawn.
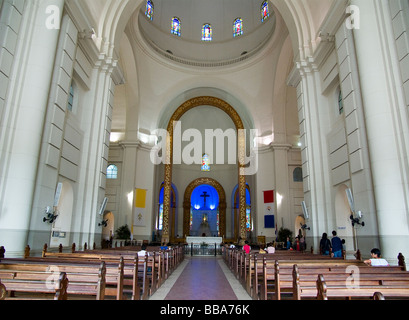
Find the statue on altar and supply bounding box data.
[198,213,211,237]
[190,188,219,236]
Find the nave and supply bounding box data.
[150,256,251,300]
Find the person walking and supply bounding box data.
[331,230,343,258]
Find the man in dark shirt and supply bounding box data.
[331,230,343,258]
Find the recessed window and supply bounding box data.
[171,17,181,36]
[145,1,154,21]
[107,164,118,180]
[202,24,212,41]
[261,1,270,22]
[338,89,344,115]
[67,83,74,112]
[233,18,243,37]
[293,167,303,182]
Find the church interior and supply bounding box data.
[1,0,409,301]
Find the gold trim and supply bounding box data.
[162,96,247,243]
[183,178,226,238]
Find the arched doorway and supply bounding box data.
[183,178,226,239]
[189,184,220,237]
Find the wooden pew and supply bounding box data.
[57,245,175,288]
[2,242,184,300]
[145,254,158,296]
[136,255,149,300]
[291,261,409,300]
[34,249,147,300]
[259,255,365,300]
[49,248,157,299]
[248,251,336,299]
[0,279,6,300]
[0,271,68,300]
[0,261,107,300]
[238,251,248,284]
[316,273,409,300]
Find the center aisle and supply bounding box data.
[150,256,251,300]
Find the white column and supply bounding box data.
[351,0,409,260]
[295,66,333,251]
[273,144,291,229]
[0,0,64,257]
[118,141,138,228]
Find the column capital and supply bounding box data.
[271,143,293,152]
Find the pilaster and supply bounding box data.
[0,0,64,257]
[351,0,409,260]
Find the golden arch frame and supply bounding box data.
[162,96,247,242]
[183,178,226,238]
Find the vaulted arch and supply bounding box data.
[183,178,227,239]
[80,0,335,68]
[162,96,247,243]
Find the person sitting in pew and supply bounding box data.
[266,243,275,254]
[243,241,251,254]
[138,245,147,257]
[364,248,390,266]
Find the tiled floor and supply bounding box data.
[149,256,251,300]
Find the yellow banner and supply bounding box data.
[135,188,147,208]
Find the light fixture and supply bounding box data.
[346,189,365,227]
[300,223,310,231]
[350,210,365,227]
[43,206,58,224]
[99,219,109,228]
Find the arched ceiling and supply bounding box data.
[135,0,277,65]
[68,0,336,63]
[67,0,337,146]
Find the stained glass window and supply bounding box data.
[246,206,251,231]
[201,154,210,171]
[145,1,154,21]
[233,18,243,37]
[107,164,118,179]
[202,24,212,41]
[190,208,193,230]
[261,1,270,22]
[158,204,163,230]
[171,17,181,36]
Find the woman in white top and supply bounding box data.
[266,243,275,254]
[364,248,389,266]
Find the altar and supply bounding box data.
[186,236,223,245]
[185,236,223,256]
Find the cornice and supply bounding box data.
[288,0,349,83]
[65,0,121,77]
[118,140,154,152]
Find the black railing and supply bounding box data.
[185,243,222,256]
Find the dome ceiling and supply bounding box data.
[134,0,277,66]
